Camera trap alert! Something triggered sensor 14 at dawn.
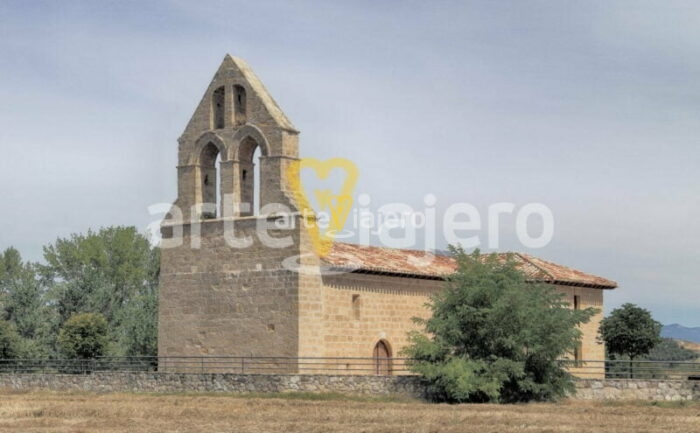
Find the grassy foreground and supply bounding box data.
[0,391,699,433]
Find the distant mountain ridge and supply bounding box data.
[662,324,700,344]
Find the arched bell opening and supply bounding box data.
[199,142,222,219]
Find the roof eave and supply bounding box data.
[325,266,617,289]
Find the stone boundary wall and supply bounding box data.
[1,373,699,401]
[0,373,425,397]
[576,379,700,401]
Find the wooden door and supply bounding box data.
[373,341,391,376]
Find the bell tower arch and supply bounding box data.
[172,54,300,222]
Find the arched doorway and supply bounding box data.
[373,340,392,376]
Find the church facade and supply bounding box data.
[157,55,617,376]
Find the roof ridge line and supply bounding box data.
[514,252,555,281]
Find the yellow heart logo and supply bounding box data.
[286,158,359,257]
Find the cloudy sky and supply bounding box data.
[1,1,698,325]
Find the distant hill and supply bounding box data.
[662,324,700,344]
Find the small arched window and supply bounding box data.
[233,85,247,125]
[352,294,361,320]
[212,86,225,129]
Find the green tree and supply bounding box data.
[41,226,160,356]
[57,313,108,359]
[0,320,21,359]
[403,248,597,403]
[599,303,662,379]
[0,248,55,358]
[599,303,661,365]
[118,285,159,357]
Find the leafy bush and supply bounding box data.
[57,313,108,359]
[403,248,597,403]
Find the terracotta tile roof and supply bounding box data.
[510,252,617,289]
[322,242,617,289]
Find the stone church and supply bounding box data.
[157,55,617,376]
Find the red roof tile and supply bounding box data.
[322,242,617,289]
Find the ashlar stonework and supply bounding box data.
[158,55,617,377]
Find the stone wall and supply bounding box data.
[558,286,606,379]
[314,273,607,378]
[1,373,698,402]
[316,272,443,361]
[158,218,303,365]
[576,379,700,401]
[0,373,424,397]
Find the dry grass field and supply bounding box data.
[677,339,700,356]
[0,391,699,433]
[0,392,700,433]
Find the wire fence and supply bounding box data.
[0,356,413,376]
[0,357,699,379]
[560,359,700,380]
